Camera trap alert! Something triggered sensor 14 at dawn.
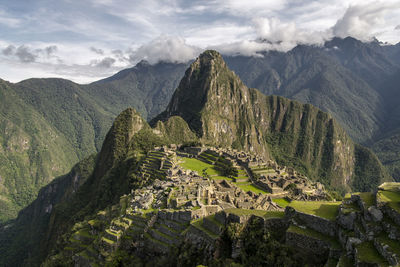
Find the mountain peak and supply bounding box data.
[150,49,245,135]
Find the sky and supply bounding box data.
[0,0,399,84]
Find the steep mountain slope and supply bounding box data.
[0,79,79,222]
[0,63,186,222]
[1,37,399,223]
[0,50,391,266]
[85,61,188,120]
[0,107,195,266]
[223,42,387,143]
[14,78,115,156]
[153,50,390,191]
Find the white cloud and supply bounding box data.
[1,0,400,82]
[129,35,202,64]
[332,2,400,41]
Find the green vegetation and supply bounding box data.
[356,241,388,266]
[235,182,267,194]
[287,200,340,220]
[354,192,375,207]
[178,157,266,194]
[191,219,219,239]
[178,157,219,176]
[273,198,291,208]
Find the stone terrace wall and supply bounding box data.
[286,231,330,258]
[285,207,336,237]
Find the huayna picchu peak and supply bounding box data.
[0,50,397,267]
[153,50,390,192]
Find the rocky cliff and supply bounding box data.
[152,50,390,191]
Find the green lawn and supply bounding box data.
[288,225,341,249]
[236,183,268,194]
[356,241,388,266]
[273,198,290,208]
[178,157,268,194]
[178,157,219,176]
[377,190,400,203]
[284,200,340,220]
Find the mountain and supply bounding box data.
[0,50,391,266]
[152,50,389,191]
[1,37,399,223]
[0,62,187,222]
[85,61,188,120]
[0,79,79,222]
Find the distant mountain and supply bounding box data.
[0,50,390,266]
[85,61,188,120]
[1,37,399,223]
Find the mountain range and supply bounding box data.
[0,36,399,223]
[0,49,391,266]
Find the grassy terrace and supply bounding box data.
[178,157,268,194]
[288,225,341,249]
[224,208,284,219]
[273,199,340,220]
[354,192,375,207]
[191,219,219,239]
[379,182,400,192]
[356,241,388,266]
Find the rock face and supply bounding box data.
[152,50,389,191]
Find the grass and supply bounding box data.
[273,198,290,208]
[178,157,219,176]
[191,219,219,239]
[354,192,375,207]
[377,233,400,255]
[288,225,341,249]
[205,214,224,227]
[377,190,400,203]
[287,201,341,220]
[223,208,281,218]
[356,241,388,266]
[178,157,268,194]
[378,182,400,192]
[236,183,268,194]
[337,255,354,267]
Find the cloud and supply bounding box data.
[44,45,58,56]
[15,46,37,63]
[210,17,328,56]
[93,57,116,68]
[1,44,60,63]
[129,35,202,64]
[396,25,400,30]
[332,2,400,41]
[90,47,104,55]
[2,45,16,56]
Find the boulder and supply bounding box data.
[368,206,383,222]
[337,211,357,230]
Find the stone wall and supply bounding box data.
[214,211,226,225]
[285,207,336,237]
[286,231,330,259]
[382,205,400,226]
[374,238,399,266]
[202,217,222,235]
